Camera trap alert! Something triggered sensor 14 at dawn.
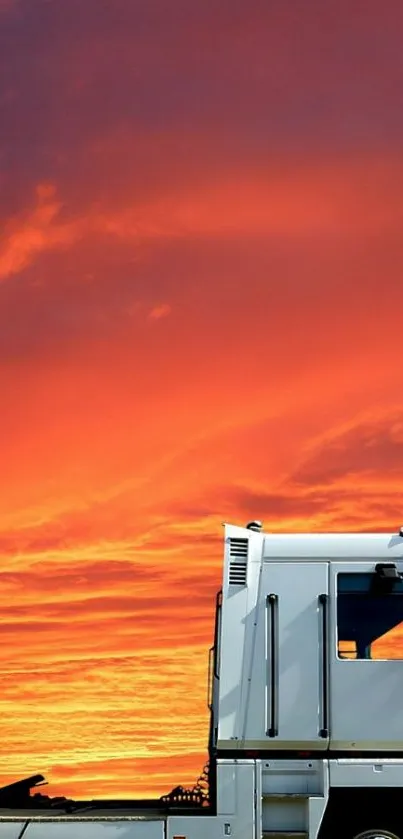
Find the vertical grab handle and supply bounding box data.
[207,646,214,710]
[319,593,329,738]
[267,593,279,738]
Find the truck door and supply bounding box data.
[261,561,329,750]
[329,561,403,750]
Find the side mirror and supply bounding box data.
[373,563,403,593]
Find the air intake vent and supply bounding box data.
[228,538,248,586]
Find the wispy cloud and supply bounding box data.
[148,303,172,320]
[2,158,403,282]
[292,408,403,487]
[0,185,83,280]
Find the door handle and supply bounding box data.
[267,593,279,737]
[319,593,329,738]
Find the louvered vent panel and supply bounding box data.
[228,537,248,586]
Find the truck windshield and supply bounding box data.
[337,572,403,660]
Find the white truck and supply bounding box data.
[1,522,403,839]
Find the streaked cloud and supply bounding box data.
[2,160,403,282]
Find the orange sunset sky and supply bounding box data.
[1,0,403,801]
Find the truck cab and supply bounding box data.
[209,524,403,839]
[216,525,403,754]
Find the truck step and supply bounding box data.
[263,793,310,799]
[262,833,307,839]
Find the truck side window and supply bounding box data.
[337,572,403,660]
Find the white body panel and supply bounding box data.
[0,827,28,839]
[261,531,403,560]
[218,559,329,750]
[24,822,164,838]
[261,562,329,748]
[168,761,255,839]
[329,758,403,787]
